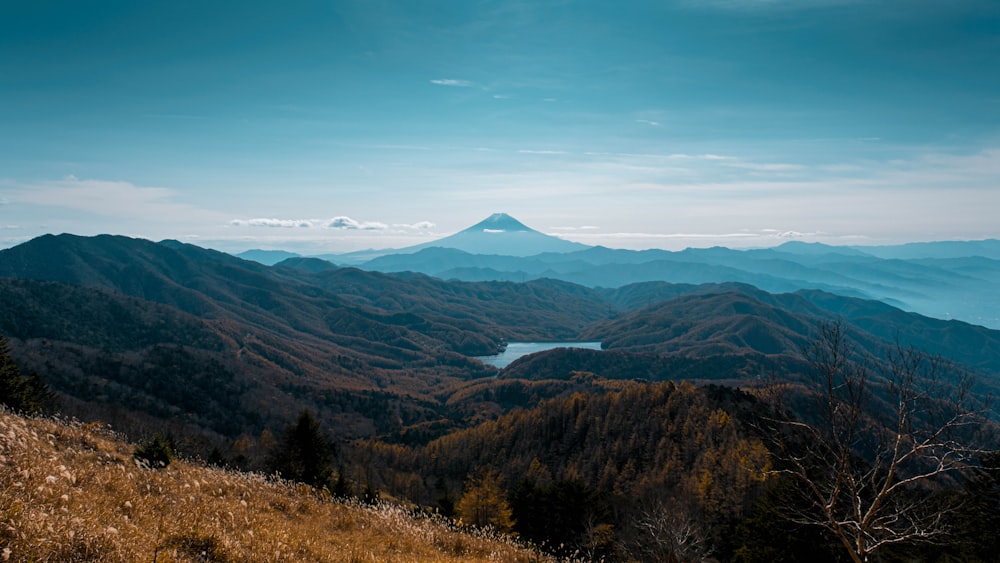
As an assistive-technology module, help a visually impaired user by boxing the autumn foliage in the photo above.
[0,409,553,562]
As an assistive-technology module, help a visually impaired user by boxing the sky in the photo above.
[1,0,999,254]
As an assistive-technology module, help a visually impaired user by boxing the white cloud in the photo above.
[667,153,733,161]
[430,78,476,87]
[635,119,661,126]
[517,149,568,155]
[230,218,316,228]
[396,221,435,230]
[356,143,432,151]
[229,216,435,233]
[722,161,805,172]
[327,216,388,230]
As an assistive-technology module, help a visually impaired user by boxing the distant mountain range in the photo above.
[236,213,588,265]
[2,231,999,444]
[0,233,611,439]
[4,227,996,562]
[237,213,1000,329]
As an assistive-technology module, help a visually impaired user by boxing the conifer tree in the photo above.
[0,335,54,415]
[266,409,333,488]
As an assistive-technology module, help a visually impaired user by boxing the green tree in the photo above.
[266,409,333,488]
[331,465,353,499]
[0,335,55,415]
[133,433,177,469]
[456,468,514,532]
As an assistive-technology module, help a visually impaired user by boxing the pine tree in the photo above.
[331,466,353,499]
[0,335,54,415]
[266,409,333,488]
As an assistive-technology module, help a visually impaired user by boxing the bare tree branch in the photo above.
[760,321,993,563]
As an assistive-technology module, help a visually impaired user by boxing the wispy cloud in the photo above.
[517,149,568,155]
[635,119,661,127]
[430,78,476,88]
[722,161,805,172]
[230,218,317,228]
[228,216,436,233]
[666,153,734,161]
[395,221,435,230]
[327,216,389,230]
[350,143,432,151]
[7,176,220,222]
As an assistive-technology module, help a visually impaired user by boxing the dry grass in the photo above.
[0,409,552,562]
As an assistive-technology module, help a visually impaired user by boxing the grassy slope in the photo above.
[0,409,549,563]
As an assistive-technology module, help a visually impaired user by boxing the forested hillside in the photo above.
[343,381,772,559]
[1,234,998,561]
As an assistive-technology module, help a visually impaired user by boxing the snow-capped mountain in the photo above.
[400,213,590,256]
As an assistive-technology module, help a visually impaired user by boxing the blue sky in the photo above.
[2,0,999,253]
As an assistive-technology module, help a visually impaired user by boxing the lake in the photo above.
[475,341,603,369]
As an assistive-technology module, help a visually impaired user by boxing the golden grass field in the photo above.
[0,409,552,562]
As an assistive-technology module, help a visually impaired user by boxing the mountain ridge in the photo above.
[2,231,998,444]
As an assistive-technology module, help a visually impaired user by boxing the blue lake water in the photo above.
[475,341,603,369]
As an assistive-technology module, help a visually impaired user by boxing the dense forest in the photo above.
[1,234,998,561]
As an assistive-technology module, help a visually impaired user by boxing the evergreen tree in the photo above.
[331,466,353,499]
[266,409,333,488]
[133,433,177,469]
[0,335,54,415]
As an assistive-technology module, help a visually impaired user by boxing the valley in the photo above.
[1,222,998,562]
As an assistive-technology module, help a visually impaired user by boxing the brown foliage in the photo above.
[0,409,551,562]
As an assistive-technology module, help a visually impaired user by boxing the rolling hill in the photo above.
[0,234,613,442]
[1,231,998,456]
[2,231,998,561]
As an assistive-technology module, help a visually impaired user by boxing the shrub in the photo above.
[134,433,176,468]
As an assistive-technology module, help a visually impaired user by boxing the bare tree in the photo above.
[632,499,712,563]
[765,321,992,563]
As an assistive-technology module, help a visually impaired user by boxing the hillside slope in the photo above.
[0,234,614,442]
[0,409,548,562]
